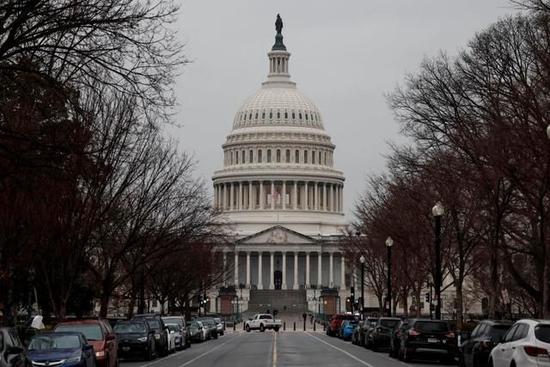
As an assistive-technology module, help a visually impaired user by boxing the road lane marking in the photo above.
[138,348,187,367]
[177,336,237,367]
[272,331,277,367]
[306,332,375,367]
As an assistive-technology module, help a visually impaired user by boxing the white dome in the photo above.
[232,86,324,131]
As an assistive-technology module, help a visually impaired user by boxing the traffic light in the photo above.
[350,286,355,297]
[425,292,431,303]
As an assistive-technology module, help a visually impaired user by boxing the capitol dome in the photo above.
[212,17,345,236]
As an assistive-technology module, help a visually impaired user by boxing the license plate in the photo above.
[122,346,130,352]
[428,338,439,343]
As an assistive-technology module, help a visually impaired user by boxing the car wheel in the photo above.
[260,324,265,332]
[246,325,251,332]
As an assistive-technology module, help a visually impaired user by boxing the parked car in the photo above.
[27,332,96,367]
[0,327,27,367]
[352,321,364,345]
[162,317,190,349]
[114,321,156,360]
[396,319,457,363]
[197,318,218,339]
[54,319,118,367]
[361,317,381,347]
[212,318,224,336]
[244,314,281,332]
[326,314,356,337]
[459,320,512,367]
[165,324,181,353]
[340,320,358,341]
[131,314,168,357]
[489,319,550,367]
[389,320,409,358]
[187,321,207,343]
[365,317,401,351]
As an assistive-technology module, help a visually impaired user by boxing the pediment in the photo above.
[238,225,316,245]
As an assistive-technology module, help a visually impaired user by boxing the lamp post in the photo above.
[432,201,445,320]
[385,237,394,317]
[359,255,365,314]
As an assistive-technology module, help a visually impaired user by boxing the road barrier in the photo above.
[233,322,236,331]
[313,322,316,331]
[303,320,306,331]
[293,322,296,331]
[283,322,286,331]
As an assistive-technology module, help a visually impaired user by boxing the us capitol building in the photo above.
[207,15,352,317]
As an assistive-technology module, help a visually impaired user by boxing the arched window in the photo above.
[258,149,263,163]
[270,111,273,119]
[249,113,252,120]
[276,149,281,163]
[242,150,245,164]
[305,113,308,120]
[318,151,322,164]
[299,112,302,120]
[312,150,316,164]
[230,151,234,165]
[324,151,327,165]
[284,112,288,119]
[255,112,258,119]
[249,150,253,163]
[262,112,265,119]
[267,149,272,163]
[235,151,239,164]
[292,112,295,119]
[286,149,290,163]
[277,111,281,119]
[304,150,308,164]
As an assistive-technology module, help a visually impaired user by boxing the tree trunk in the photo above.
[456,283,463,330]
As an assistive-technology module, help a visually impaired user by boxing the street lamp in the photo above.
[432,201,445,320]
[385,237,394,317]
[359,255,365,314]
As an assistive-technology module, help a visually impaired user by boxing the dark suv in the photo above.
[397,319,457,363]
[365,317,401,350]
[114,321,156,360]
[459,320,512,367]
[131,314,169,357]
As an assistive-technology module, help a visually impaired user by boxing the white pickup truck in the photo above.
[245,314,282,332]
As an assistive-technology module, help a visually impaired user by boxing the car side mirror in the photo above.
[83,344,93,351]
[6,346,24,355]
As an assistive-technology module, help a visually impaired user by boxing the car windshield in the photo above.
[415,321,449,332]
[535,325,550,343]
[55,324,102,341]
[380,320,400,329]
[163,318,182,326]
[146,320,161,330]
[29,335,81,350]
[114,323,146,333]
[166,324,179,332]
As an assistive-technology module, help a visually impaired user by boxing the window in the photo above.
[503,324,519,343]
[305,113,308,120]
[286,149,290,163]
[299,113,302,120]
[242,150,245,164]
[535,325,550,343]
[324,152,327,165]
[267,149,272,163]
[249,113,252,120]
[258,150,263,163]
[255,112,258,119]
[277,111,280,119]
[262,112,265,119]
[514,324,529,340]
[249,150,253,163]
[312,150,316,164]
[243,113,246,121]
[284,112,288,119]
[304,150,308,163]
[292,112,295,119]
[270,111,273,119]
[470,324,482,338]
[235,151,239,164]
[295,150,300,163]
[319,151,322,164]
[276,149,281,162]
[230,151,234,165]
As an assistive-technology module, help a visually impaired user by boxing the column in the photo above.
[258,252,263,290]
[340,254,346,290]
[246,251,251,288]
[234,251,239,287]
[329,184,333,212]
[239,182,243,210]
[282,181,286,210]
[269,252,275,289]
[293,251,299,290]
[260,181,264,209]
[223,252,227,286]
[248,181,253,210]
[271,181,275,210]
[323,183,327,211]
[329,252,334,288]
[293,181,298,209]
[230,182,234,210]
[304,182,309,210]
[282,252,287,290]
[317,252,322,287]
[306,252,310,288]
[315,182,319,210]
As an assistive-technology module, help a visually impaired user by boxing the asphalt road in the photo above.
[120,331,451,367]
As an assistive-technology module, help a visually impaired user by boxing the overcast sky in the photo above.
[168,0,516,219]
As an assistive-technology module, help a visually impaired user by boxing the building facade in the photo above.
[209,17,351,317]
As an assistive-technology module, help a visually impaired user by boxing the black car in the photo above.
[0,328,27,367]
[389,320,409,358]
[196,318,218,340]
[459,320,512,367]
[131,314,169,357]
[397,319,457,363]
[114,321,156,361]
[365,317,401,351]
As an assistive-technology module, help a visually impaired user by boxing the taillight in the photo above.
[408,329,420,336]
[524,346,549,357]
[445,331,455,338]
